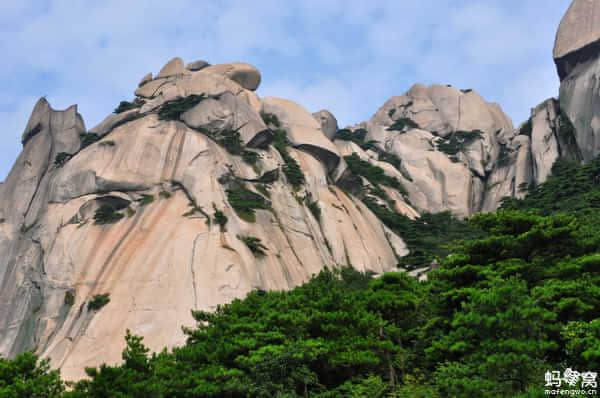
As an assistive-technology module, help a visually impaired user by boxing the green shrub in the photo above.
[387,117,419,131]
[344,153,407,196]
[0,352,65,396]
[216,128,244,155]
[242,150,259,165]
[377,151,401,170]
[99,140,116,147]
[182,202,209,219]
[88,293,110,311]
[64,291,75,306]
[335,128,366,142]
[557,111,579,153]
[213,205,228,231]
[94,205,124,225]
[334,128,378,151]
[210,127,260,166]
[519,118,533,137]
[260,111,281,128]
[306,199,321,221]
[497,142,511,168]
[226,183,270,223]
[272,129,305,189]
[158,94,207,121]
[138,194,154,206]
[80,132,101,149]
[435,130,483,158]
[54,152,72,168]
[363,198,483,268]
[255,183,271,198]
[114,98,145,114]
[253,168,279,184]
[159,191,172,199]
[238,235,268,256]
[20,223,36,234]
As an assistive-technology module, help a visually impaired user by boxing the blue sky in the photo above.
[0,0,571,180]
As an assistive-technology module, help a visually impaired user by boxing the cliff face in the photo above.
[0,59,408,380]
[554,0,600,162]
[0,0,598,379]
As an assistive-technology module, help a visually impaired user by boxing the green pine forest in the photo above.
[3,158,600,397]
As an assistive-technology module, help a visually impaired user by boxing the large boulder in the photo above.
[156,57,185,78]
[554,0,600,80]
[312,109,338,140]
[262,97,341,172]
[89,109,140,137]
[358,85,518,216]
[554,0,600,161]
[138,73,152,87]
[202,63,261,91]
[559,59,600,161]
[180,92,271,147]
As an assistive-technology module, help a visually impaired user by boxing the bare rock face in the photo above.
[529,98,582,183]
[0,58,406,381]
[138,73,152,87]
[313,109,338,140]
[89,109,140,137]
[554,0,600,81]
[554,0,600,161]
[0,98,85,360]
[558,59,600,161]
[156,57,185,78]
[262,97,341,172]
[358,84,515,217]
[202,63,261,91]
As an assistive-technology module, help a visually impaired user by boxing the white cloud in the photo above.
[0,0,572,179]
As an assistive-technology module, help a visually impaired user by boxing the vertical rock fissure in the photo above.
[189,233,202,310]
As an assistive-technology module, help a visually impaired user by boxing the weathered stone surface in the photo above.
[138,73,152,87]
[185,60,210,71]
[171,93,270,147]
[89,109,140,137]
[134,78,170,99]
[1,95,406,381]
[157,57,185,78]
[262,97,341,172]
[136,70,254,112]
[22,97,51,144]
[530,99,561,183]
[181,98,233,133]
[202,63,261,91]
[559,56,600,161]
[554,0,600,80]
[313,109,338,140]
[0,98,86,364]
[481,134,533,212]
[551,1,600,161]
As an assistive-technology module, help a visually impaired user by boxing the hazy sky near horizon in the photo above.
[0,0,571,180]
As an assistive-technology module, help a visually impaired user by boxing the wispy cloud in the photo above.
[0,0,570,179]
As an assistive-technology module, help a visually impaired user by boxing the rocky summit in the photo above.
[1,1,599,382]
